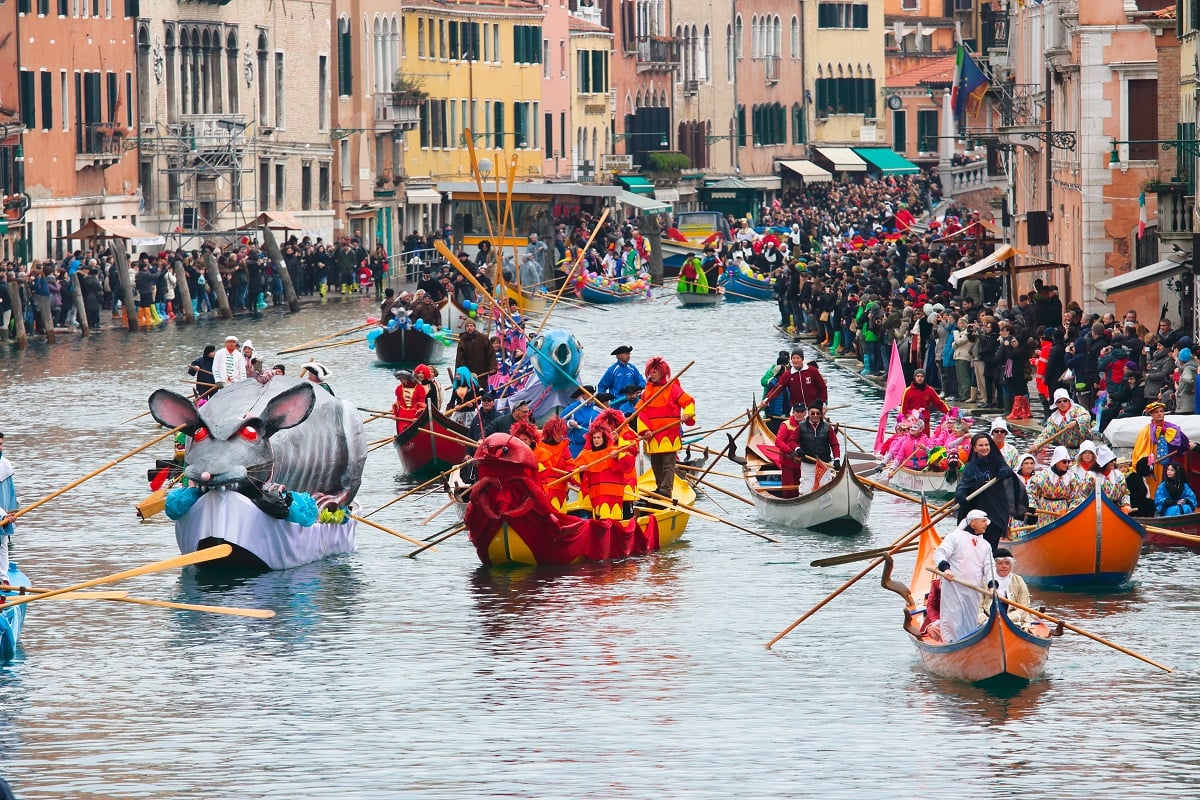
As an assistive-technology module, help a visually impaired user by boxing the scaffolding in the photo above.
[129,114,260,247]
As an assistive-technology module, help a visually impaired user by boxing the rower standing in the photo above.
[636,357,696,500]
[597,345,646,398]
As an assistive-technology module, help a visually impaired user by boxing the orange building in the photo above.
[11,0,141,262]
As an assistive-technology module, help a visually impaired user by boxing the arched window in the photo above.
[337,16,353,96]
[726,24,734,82]
[790,16,799,59]
[772,16,781,59]
[137,26,151,123]
[734,15,743,60]
[702,25,711,82]
[258,31,270,123]
[226,31,239,113]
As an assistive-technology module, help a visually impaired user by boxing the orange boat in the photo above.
[882,506,1055,686]
[1007,491,1145,589]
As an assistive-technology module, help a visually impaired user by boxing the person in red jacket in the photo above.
[900,368,949,437]
[774,403,841,497]
[392,369,428,435]
[775,347,828,411]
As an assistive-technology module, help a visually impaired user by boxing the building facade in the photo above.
[570,10,614,182]
[14,0,141,261]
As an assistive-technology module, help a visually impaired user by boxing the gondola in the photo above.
[1138,511,1200,548]
[742,414,873,534]
[719,267,774,301]
[463,433,694,567]
[881,506,1054,686]
[677,289,723,307]
[393,404,476,475]
[888,466,958,500]
[1007,491,1146,588]
[0,563,32,661]
[577,282,646,305]
[373,327,447,367]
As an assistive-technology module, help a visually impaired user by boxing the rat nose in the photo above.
[200,471,212,482]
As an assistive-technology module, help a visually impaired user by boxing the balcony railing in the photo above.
[636,36,680,72]
[995,83,1042,128]
[76,123,125,169]
[1156,185,1194,241]
[945,159,989,195]
[374,93,421,131]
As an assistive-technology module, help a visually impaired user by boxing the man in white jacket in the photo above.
[211,335,247,387]
[932,509,995,643]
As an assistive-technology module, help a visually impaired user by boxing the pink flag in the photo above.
[874,342,907,452]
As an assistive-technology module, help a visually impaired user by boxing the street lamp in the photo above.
[613,131,669,148]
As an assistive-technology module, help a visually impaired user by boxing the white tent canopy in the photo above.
[949,244,1019,287]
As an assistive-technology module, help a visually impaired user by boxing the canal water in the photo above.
[1,295,1199,799]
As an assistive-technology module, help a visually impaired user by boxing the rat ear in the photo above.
[261,382,316,436]
[148,390,201,431]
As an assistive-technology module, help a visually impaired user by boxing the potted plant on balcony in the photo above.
[643,151,690,183]
[391,72,428,107]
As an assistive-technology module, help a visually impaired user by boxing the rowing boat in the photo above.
[463,433,693,567]
[1138,510,1200,548]
[1007,491,1146,588]
[373,327,447,367]
[578,282,646,305]
[0,563,32,661]
[719,268,773,301]
[677,290,723,307]
[882,506,1053,686]
[393,404,475,475]
[742,414,873,534]
[888,466,958,500]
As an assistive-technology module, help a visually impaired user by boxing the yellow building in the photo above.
[399,0,546,185]
[802,0,886,147]
[569,11,613,182]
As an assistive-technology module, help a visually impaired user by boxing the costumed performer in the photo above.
[931,509,994,644]
[637,356,696,499]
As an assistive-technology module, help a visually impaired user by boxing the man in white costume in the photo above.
[932,509,995,643]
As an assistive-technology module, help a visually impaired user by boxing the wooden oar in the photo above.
[637,489,778,542]
[364,466,459,518]
[28,590,131,600]
[688,389,783,487]
[368,438,394,454]
[121,409,154,425]
[532,207,611,339]
[407,524,466,558]
[421,497,458,525]
[1032,418,1082,453]
[361,409,477,449]
[835,425,871,454]
[2,584,274,617]
[723,288,770,302]
[677,463,743,481]
[1142,523,1200,547]
[276,320,378,355]
[767,478,997,647]
[682,473,754,507]
[9,425,185,522]
[925,568,1172,673]
[284,336,368,355]
[852,472,923,505]
[350,514,434,549]
[0,544,234,610]
[811,542,919,568]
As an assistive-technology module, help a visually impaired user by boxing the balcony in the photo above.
[1154,183,1194,245]
[76,123,125,170]
[374,93,421,132]
[764,56,780,85]
[944,159,989,195]
[636,36,680,73]
[683,80,699,97]
[980,7,1009,67]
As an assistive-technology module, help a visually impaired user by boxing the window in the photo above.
[493,25,500,63]
[301,162,313,210]
[428,18,435,59]
[736,104,745,147]
[513,26,543,64]
[227,33,239,113]
[140,160,154,205]
[752,103,786,146]
[438,19,445,59]
[814,77,877,117]
[37,0,47,15]
[514,101,529,148]
[61,71,69,131]
[817,3,869,30]
[792,103,805,144]
[19,71,34,129]
[917,109,937,151]
[482,22,489,61]
[483,100,492,147]
[1128,79,1158,160]
[40,72,52,130]
[578,50,591,92]
[339,140,351,187]
[57,0,67,15]
[419,100,430,147]
[124,72,132,127]
[418,18,426,58]
[260,159,271,210]
[449,19,460,59]
[17,0,30,14]
[544,112,553,158]
[258,36,270,122]
[901,0,918,8]
[543,39,550,77]
[493,101,505,148]
[893,109,907,152]
[338,17,353,96]
[274,53,285,128]
[734,16,743,59]
[275,163,285,208]
[319,162,331,209]
[560,110,566,160]
[318,55,328,130]
[790,17,799,58]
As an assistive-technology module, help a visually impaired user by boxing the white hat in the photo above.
[1052,388,1071,403]
[1019,452,1037,468]
[1097,445,1118,467]
[1078,439,1097,456]
[1051,445,1071,465]
[966,509,990,522]
[301,362,328,380]
[225,334,239,343]
[990,417,1010,433]
[241,339,254,351]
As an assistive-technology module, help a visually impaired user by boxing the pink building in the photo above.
[542,0,572,178]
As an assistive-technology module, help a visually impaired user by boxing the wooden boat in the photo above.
[1007,491,1146,589]
[882,507,1054,686]
[742,414,873,534]
[393,404,476,475]
[677,289,723,307]
[577,282,645,305]
[373,327,447,367]
[0,563,32,661]
[464,433,694,567]
[1138,511,1200,548]
[889,466,958,500]
[719,268,773,301]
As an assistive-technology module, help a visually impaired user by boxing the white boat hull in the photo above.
[749,463,873,534]
[889,467,957,499]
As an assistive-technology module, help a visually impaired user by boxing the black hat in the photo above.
[611,345,633,356]
[994,548,1014,559]
[595,392,616,403]
[394,369,415,381]
[621,384,641,395]
[570,384,597,399]
[791,403,807,413]
[480,392,495,401]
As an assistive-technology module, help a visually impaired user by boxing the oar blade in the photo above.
[110,597,276,618]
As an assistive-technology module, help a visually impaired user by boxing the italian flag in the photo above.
[1138,191,1147,239]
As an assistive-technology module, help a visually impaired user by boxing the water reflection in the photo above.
[908,668,1054,722]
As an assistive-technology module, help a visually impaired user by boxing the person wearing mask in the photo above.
[1026,445,1087,527]
[953,432,1027,552]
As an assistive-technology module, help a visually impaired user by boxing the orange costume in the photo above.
[575,427,634,520]
[636,357,696,498]
[535,439,577,511]
[393,380,428,435]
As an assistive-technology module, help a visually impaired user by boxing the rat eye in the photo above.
[192,427,209,442]
[239,426,259,441]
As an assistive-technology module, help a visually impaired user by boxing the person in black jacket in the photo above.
[954,432,1028,553]
[79,265,104,329]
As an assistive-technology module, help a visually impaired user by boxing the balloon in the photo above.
[469,310,477,318]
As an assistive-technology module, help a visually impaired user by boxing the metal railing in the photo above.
[77,123,126,156]
[636,36,680,71]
